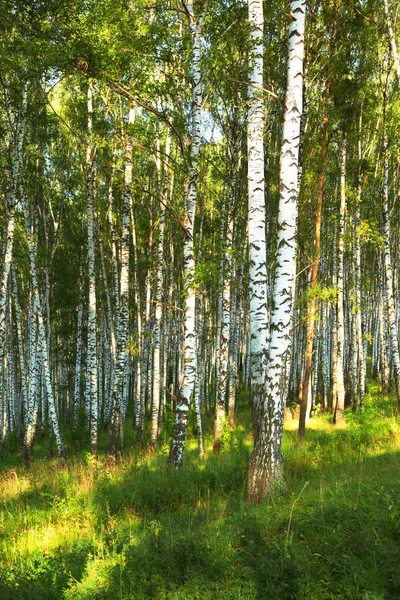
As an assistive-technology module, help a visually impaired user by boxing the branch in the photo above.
[105,78,187,157]
[229,79,280,100]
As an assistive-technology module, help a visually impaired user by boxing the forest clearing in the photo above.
[2,0,400,597]
[1,386,400,599]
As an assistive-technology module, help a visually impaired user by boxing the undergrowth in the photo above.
[1,384,400,599]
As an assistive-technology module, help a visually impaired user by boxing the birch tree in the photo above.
[108,107,134,458]
[382,129,400,409]
[169,0,207,468]
[247,0,269,441]
[333,139,346,424]
[0,85,27,412]
[86,80,98,456]
[248,0,306,501]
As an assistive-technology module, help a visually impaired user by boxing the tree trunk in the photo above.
[247,0,269,444]
[248,0,306,501]
[108,108,134,457]
[333,140,346,424]
[86,80,98,456]
[169,0,207,468]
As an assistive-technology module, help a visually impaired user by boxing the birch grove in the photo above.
[0,0,399,504]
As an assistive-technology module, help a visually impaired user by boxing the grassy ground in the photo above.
[1,384,400,599]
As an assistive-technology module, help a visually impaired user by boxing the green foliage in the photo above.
[356,220,385,249]
[297,283,337,311]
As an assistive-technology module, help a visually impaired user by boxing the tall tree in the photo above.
[246,0,269,448]
[169,0,207,468]
[248,0,306,501]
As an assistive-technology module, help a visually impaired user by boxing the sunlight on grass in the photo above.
[6,518,93,565]
[1,386,400,599]
[0,471,31,501]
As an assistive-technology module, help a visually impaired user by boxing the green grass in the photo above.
[1,384,400,599]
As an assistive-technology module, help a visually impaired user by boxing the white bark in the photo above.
[22,189,66,460]
[86,80,98,455]
[108,107,134,456]
[214,196,234,450]
[151,132,170,447]
[355,127,365,412]
[73,278,84,427]
[169,0,207,468]
[0,85,27,400]
[334,141,346,423]
[248,0,306,501]
[247,0,269,434]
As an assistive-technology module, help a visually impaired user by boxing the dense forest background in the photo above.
[1,0,400,597]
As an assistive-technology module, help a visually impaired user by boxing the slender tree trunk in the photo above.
[333,140,346,424]
[247,0,269,445]
[214,176,235,451]
[298,4,336,438]
[151,132,171,447]
[86,80,98,456]
[22,190,66,460]
[169,0,207,468]
[382,131,400,409]
[12,268,28,441]
[73,276,84,428]
[0,86,27,415]
[108,108,134,458]
[355,119,365,412]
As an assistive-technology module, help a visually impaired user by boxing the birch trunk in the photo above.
[73,275,84,427]
[0,86,27,404]
[22,190,66,460]
[383,0,400,83]
[12,269,28,441]
[247,0,269,441]
[382,133,400,409]
[248,0,306,501]
[355,154,365,413]
[298,5,336,438]
[333,141,346,424]
[151,132,171,447]
[214,198,234,451]
[86,80,98,455]
[107,108,134,457]
[169,0,207,468]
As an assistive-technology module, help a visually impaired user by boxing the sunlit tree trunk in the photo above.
[333,140,346,424]
[383,0,400,83]
[24,223,40,459]
[131,200,144,441]
[355,140,365,412]
[7,287,17,435]
[247,0,269,443]
[248,0,306,501]
[86,80,98,455]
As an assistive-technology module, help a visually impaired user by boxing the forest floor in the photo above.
[1,384,400,599]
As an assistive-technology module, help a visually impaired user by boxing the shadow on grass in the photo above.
[2,408,400,599]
